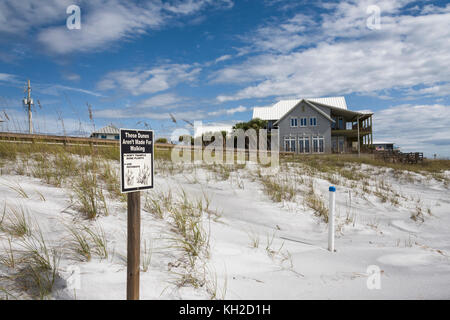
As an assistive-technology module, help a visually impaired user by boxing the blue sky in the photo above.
[0,0,449,157]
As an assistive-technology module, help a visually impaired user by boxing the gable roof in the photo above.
[92,124,119,135]
[252,96,347,121]
[273,99,335,126]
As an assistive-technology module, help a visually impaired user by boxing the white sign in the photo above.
[120,129,154,193]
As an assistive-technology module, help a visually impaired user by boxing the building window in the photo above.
[310,117,317,126]
[101,135,107,139]
[312,135,324,153]
[298,136,310,153]
[284,137,296,152]
[300,117,307,127]
[115,135,119,140]
[290,118,298,127]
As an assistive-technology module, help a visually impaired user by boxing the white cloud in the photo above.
[97,64,200,96]
[0,73,17,82]
[40,84,103,97]
[95,107,205,121]
[0,0,234,55]
[215,54,232,63]
[208,105,247,116]
[0,0,72,34]
[239,13,317,54]
[373,104,450,157]
[214,1,450,102]
[405,83,450,98]
[137,93,184,108]
[38,1,165,54]
[63,73,81,82]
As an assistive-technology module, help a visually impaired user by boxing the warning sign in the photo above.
[120,129,154,193]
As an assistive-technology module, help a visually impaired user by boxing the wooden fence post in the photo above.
[127,191,141,300]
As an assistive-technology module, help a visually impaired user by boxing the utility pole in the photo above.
[24,80,33,134]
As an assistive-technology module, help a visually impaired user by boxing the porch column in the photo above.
[370,116,373,147]
[357,115,360,157]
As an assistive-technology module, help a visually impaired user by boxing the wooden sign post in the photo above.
[120,129,154,300]
[127,191,140,299]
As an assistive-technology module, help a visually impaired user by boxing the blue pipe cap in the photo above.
[329,186,336,192]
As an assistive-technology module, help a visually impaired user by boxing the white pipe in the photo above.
[328,186,336,252]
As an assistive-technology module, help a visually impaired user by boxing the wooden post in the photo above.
[370,116,373,147]
[357,115,360,157]
[127,191,141,300]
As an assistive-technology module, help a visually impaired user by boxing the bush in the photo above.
[156,138,168,144]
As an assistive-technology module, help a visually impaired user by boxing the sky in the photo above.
[0,0,449,157]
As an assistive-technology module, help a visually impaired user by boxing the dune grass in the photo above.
[283,153,450,175]
[0,204,33,238]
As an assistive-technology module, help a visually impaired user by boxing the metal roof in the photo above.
[92,124,119,135]
[252,96,348,120]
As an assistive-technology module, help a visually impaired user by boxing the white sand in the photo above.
[0,161,449,299]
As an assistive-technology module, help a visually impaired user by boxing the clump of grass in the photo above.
[15,158,29,176]
[338,168,367,181]
[247,230,260,248]
[205,266,228,300]
[0,201,6,227]
[15,227,62,299]
[141,239,152,272]
[84,224,108,259]
[203,164,232,181]
[0,236,17,268]
[411,206,424,222]
[35,190,46,202]
[31,155,56,185]
[258,173,296,202]
[71,170,108,220]
[100,161,125,201]
[304,181,328,223]
[144,191,173,219]
[265,232,285,259]
[164,189,210,290]
[169,205,207,266]
[1,204,33,238]
[0,142,18,161]
[5,182,29,198]
[389,194,400,206]
[66,225,92,262]
[30,151,76,187]
[0,287,17,300]
[66,223,108,261]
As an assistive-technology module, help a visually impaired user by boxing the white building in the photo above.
[90,124,120,140]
